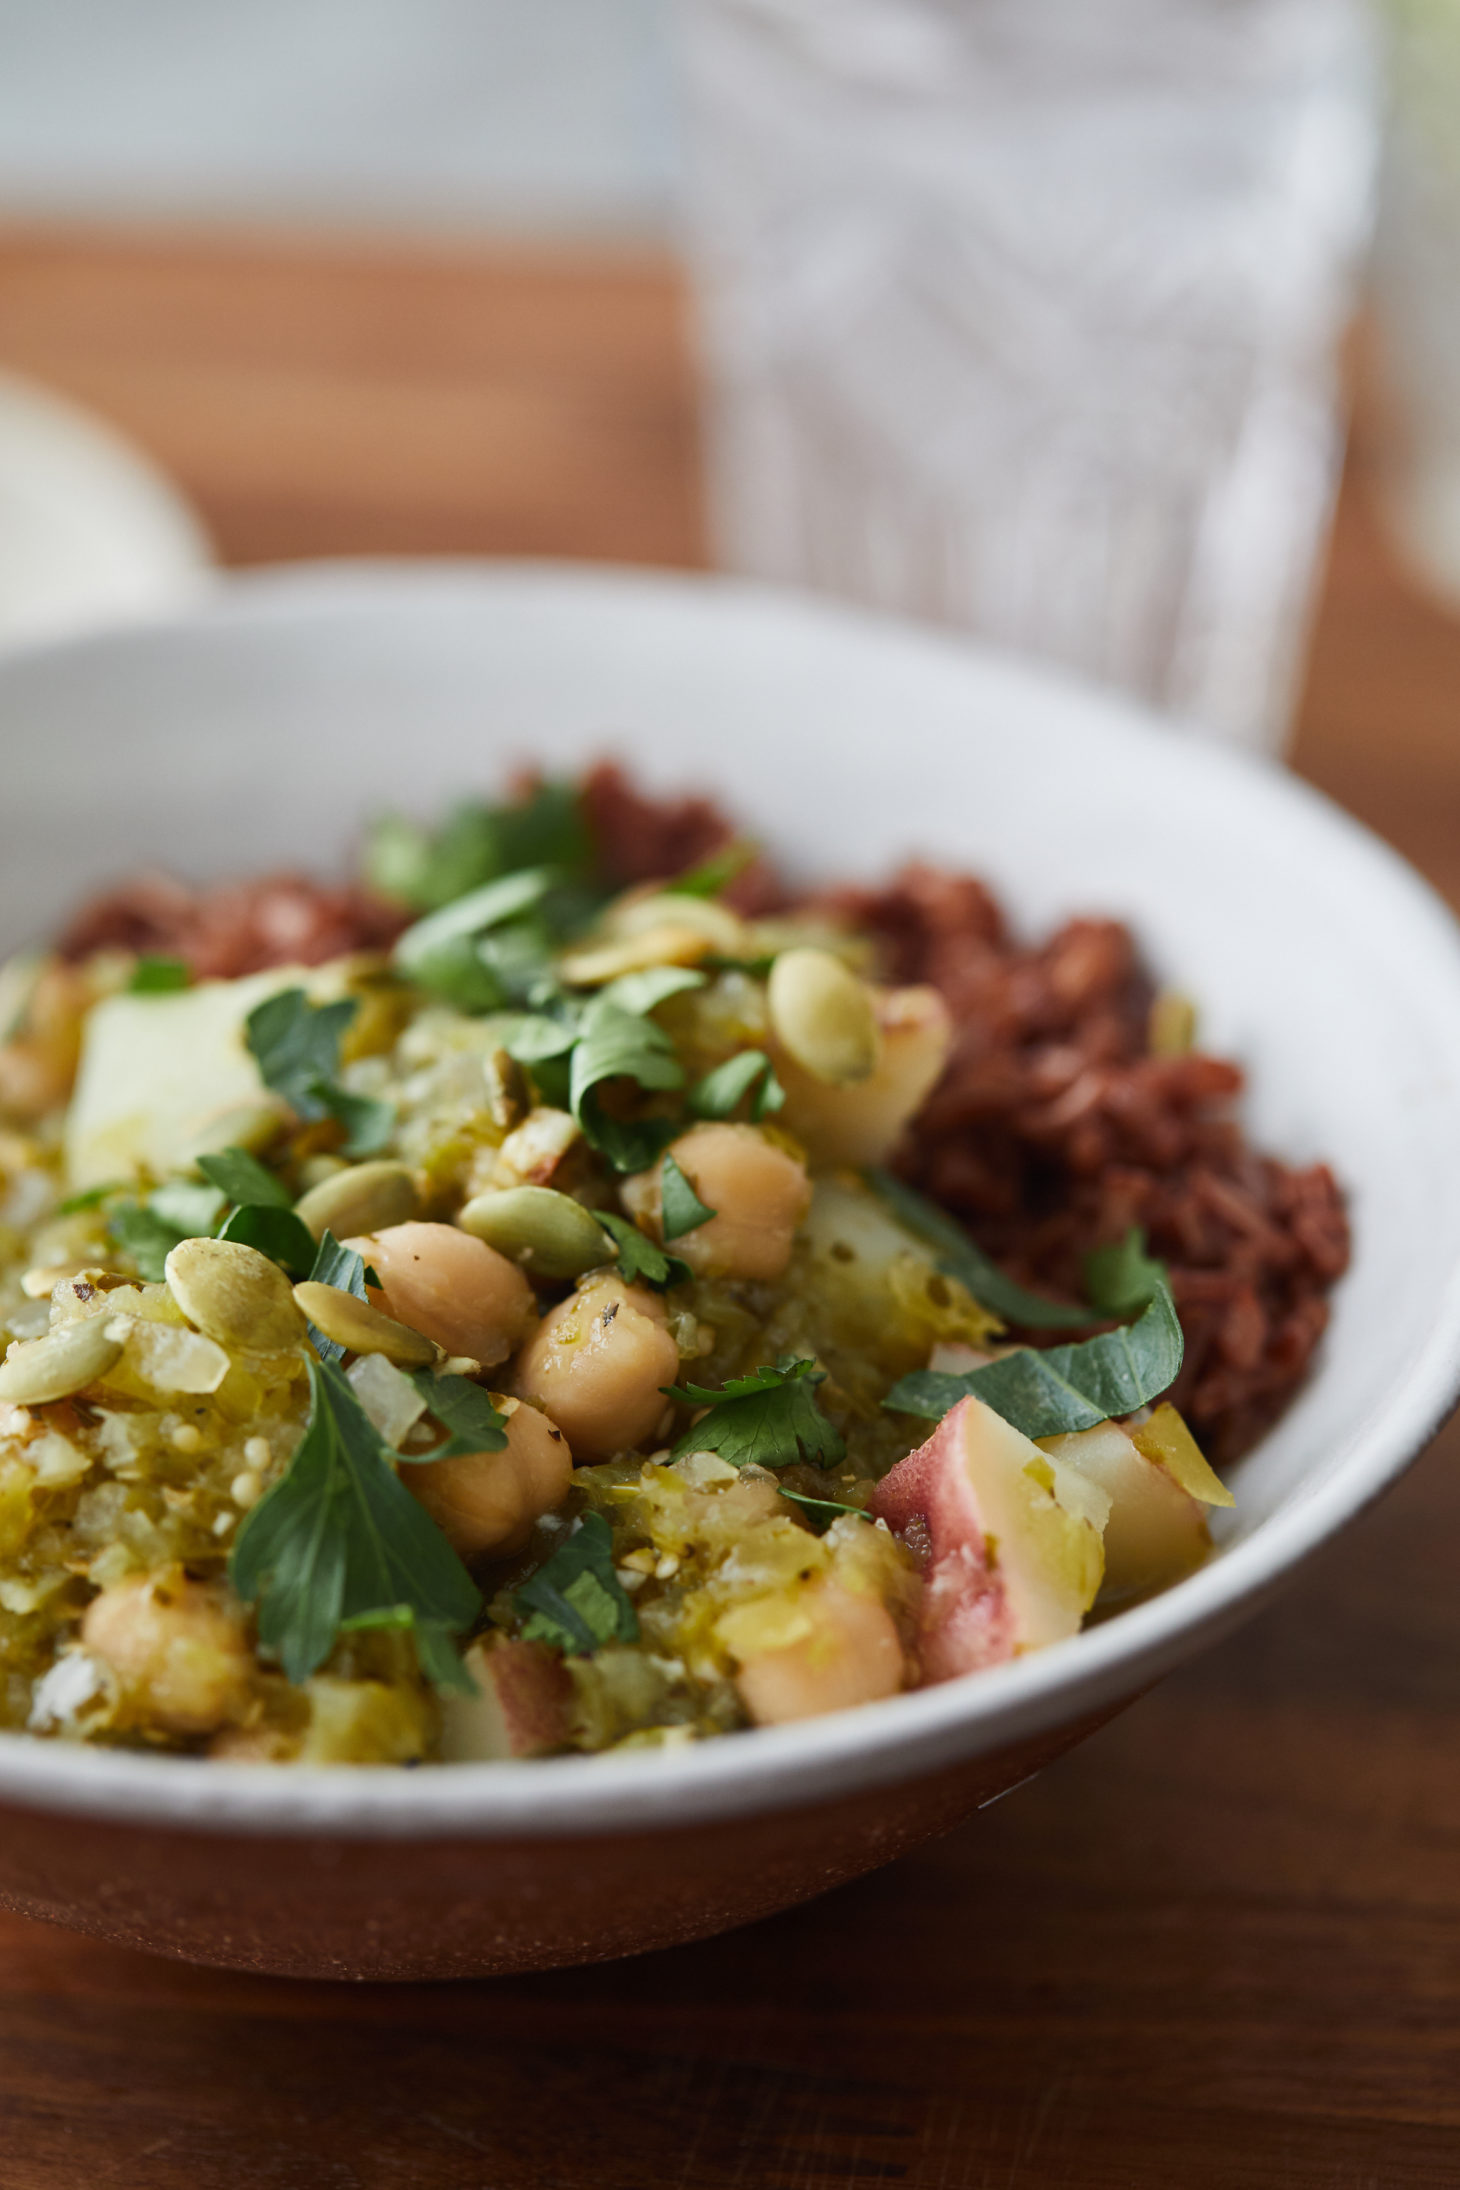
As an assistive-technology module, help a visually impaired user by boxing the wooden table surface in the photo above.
[1,228,1458,2190]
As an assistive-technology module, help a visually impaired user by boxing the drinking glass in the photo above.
[680,0,1375,750]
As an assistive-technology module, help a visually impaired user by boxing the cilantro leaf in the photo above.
[146,1179,227,1237]
[660,1151,715,1241]
[245,987,395,1158]
[688,1049,785,1122]
[230,1358,482,1688]
[594,1211,692,1290]
[665,1357,846,1470]
[247,987,356,1108]
[515,1511,638,1656]
[671,840,758,898]
[503,1008,581,1066]
[107,1199,189,1281]
[884,1278,1184,1439]
[866,1169,1093,1331]
[218,1203,318,1280]
[127,955,191,994]
[303,1230,370,1363]
[400,1371,510,1461]
[197,1146,292,1210]
[56,1180,123,1217]
[595,966,707,1015]
[107,1180,226,1277]
[366,782,592,913]
[392,868,555,1010]
[1084,1227,1168,1319]
[569,997,684,1172]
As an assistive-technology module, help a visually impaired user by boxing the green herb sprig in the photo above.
[593,1211,691,1290]
[515,1511,639,1656]
[884,1278,1183,1441]
[689,1049,785,1123]
[664,1357,846,1471]
[229,1358,481,1690]
[245,988,393,1157]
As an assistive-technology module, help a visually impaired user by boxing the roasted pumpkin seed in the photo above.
[0,1315,124,1405]
[291,1281,439,1366]
[165,1237,306,1353]
[767,947,881,1086]
[457,1186,615,1280]
[294,1160,420,1243]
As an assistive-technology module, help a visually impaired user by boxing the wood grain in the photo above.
[1,227,1458,2188]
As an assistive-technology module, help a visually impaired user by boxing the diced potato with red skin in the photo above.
[82,1568,253,1736]
[623,1122,810,1282]
[437,1638,574,1760]
[1043,1420,1211,1604]
[869,1395,1107,1682]
[511,1274,680,1462]
[733,1580,905,1726]
[771,985,951,1167]
[345,1221,534,1368]
[404,1394,573,1560]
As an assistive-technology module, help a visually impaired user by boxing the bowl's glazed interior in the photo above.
[2,562,1460,1980]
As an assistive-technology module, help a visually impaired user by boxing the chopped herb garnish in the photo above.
[777,1487,872,1532]
[196,1146,292,1211]
[401,1371,509,1461]
[217,1203,318,1280]
[366,782,592,914]
[594,1210,691,1290]
[866,1169,1092,1331]
[148,1179,227,1237]
[245,988,394,1157]
[107,1179,226,1278]
[660,1151,715,1241]
[56,1180,122,1217]
[595,965,706,1015]
[127,955,191,994]
[569,997,684,1173]
[688,1049,785,1123]
[884,1278,1184,1441]
[392,868,556,1012]
[1084,1227,1168,1319]
[335,1603,474,1692]
[230,1358,481,1690]
[671,840,758,899]
[515,1511,638,1656]
[665,1357,846,1470]
[107,1199,189,1281]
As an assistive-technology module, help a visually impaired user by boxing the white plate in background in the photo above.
[0,370,213,648]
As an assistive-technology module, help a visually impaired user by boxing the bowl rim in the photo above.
[3,555,1460,1841]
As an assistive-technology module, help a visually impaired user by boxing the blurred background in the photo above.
[0,0,1454,785]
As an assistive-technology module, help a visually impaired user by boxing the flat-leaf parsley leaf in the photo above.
[664,1357,846,1470]
[884,1278,1184,1441]
[245,988,394,1157]
[230,1358,481,1688]
[660,1151,715,1241]
[515,1511,638,1656]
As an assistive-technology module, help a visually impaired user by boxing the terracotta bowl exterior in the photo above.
[3,564,1460,1980]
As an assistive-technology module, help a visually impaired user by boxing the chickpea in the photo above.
[623,1122,811,1282]
[82,1568,253,1737]
[405,1394,573,1560]
[511,1274,679,1462]
[734,1581,905,1727]
[345,1222,535,1368]
[772,985,951,1167]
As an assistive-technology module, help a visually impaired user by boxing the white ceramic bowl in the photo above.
[2,562,1459,1980]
